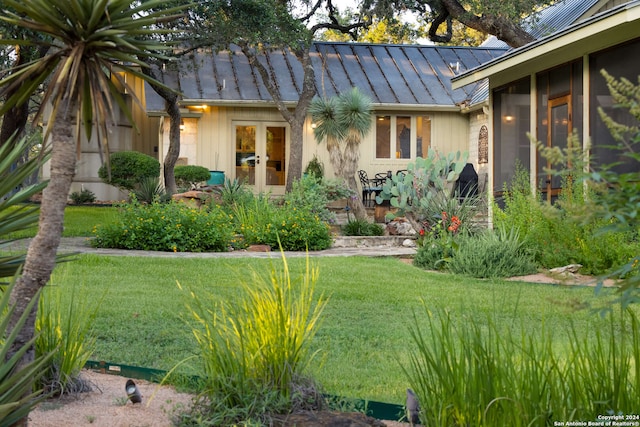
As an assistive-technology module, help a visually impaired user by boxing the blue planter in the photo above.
[207,170,225,185]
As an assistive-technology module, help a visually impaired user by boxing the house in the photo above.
[452,0,640,205]
[141,42,506,198]
[61,0,636,205]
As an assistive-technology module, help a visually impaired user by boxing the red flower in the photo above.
[448,216,461,232]
[419,229,425,236]
[441,211,448,221]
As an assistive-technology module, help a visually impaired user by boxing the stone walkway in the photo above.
[6,237,417,259]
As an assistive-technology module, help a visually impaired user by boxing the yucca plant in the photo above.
[1,273,54,425]
[0,136,49,279]
[309,87,373,220]
[179,253,327,424]
[35,282,99,396]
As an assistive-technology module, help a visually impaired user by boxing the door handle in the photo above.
[256,155,260,165]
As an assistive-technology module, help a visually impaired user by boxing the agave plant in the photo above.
[0,273,54,425]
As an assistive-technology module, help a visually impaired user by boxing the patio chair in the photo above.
[358,170,382,207]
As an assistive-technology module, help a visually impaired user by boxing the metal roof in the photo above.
[454,0,640,89]
[482,0,602,48]
[145,42,507,112]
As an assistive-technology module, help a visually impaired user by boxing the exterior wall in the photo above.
[42,95,134,202]
[157,106,471,190]
[467,110,490,191]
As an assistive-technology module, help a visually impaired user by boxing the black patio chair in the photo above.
[358,170,382,207]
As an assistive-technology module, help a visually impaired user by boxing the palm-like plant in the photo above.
[309,87,373,220]
[0,136,48,278]
[0,1,185,421]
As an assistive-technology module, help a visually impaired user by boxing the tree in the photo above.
[309,87,373,220]
[0,1,183,423]
[366,0,555,47]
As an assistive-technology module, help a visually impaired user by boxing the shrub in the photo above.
[174,165,210,189]
[342,219,384,236]
[98,151,160,191]
[69,188,96,204]
[447,226,538,278]
[493,162,638,275]
[233,188,333,251]
[92,199,234,252]
[267,204,332,251]
[283,175,353,224]
[178,254,327,425]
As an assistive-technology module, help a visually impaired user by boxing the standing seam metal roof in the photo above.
[144,42,507,112]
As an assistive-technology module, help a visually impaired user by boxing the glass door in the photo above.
[542,95,571,203]
[234,123,287,192]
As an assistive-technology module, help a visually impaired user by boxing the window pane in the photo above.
[397,116,411,159]
[376,115,391,158]
[417,116,431,157]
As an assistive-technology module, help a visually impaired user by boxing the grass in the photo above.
[3,205,633,409]
[4,205,118,239]
[44,253,622,405]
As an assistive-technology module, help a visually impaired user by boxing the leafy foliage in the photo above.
[174,165,211,190]
[178,254,326,425]
[92,200,235,252]
[35,283,99,396]
[0,136,48,278]
[98,151,160,192]
[0,276,53,425]
[342,219,385,236]
[132,176,168,204]
[69,188,96,205]
[234,194,333,251]
[447,226,538,278]
[0,0,183,147]
[376,149,473,230]
[493,159,637,276]
[283,175,354,225]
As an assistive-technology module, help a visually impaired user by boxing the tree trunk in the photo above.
[343,138,367,220]
[164,100,181,195]
[141,66,180,195]
[287,118,304,192]
[240,43,316,192]
[6,98,78,426]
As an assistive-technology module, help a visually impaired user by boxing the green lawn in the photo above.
[47,253,620,405]
[5,205,118,239]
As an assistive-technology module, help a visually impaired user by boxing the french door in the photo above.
[234,122,287,193]
[541,95,571,203]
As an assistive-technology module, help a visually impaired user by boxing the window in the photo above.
[375,114,431,159]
